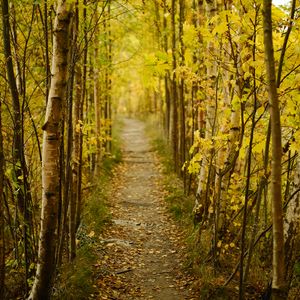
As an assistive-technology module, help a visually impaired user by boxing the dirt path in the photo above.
[96,118,197,300]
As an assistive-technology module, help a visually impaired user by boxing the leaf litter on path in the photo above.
[94,118,198,300]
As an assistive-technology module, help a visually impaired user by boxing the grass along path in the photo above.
[95,118,197,299]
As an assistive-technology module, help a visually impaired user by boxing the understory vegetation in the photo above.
[54,124,122,299]
[147,115,300,299]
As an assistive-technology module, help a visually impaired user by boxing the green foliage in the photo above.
[83,187,110,234]
[164,175,194,222]
[53,179,110,298]
[53,244,97,300]
[153,137,174,173]
[294,261,300,277]
[110,119,123,164]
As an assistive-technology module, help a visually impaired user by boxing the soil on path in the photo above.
[96,118,197,300]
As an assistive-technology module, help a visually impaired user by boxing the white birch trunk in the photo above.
[29,1,72,299]
[194,0,217,220]
[284,158,300,236]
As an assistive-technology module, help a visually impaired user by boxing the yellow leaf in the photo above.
[75,123,81,133]
[232,204,239,211]
[88,230,95,238]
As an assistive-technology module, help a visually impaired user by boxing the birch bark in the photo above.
[194,0,217,222]
[29,1,72,299]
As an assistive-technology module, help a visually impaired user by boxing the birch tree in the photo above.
[263,0,286,298]
[194,0,218,223]
[29,1,73,299]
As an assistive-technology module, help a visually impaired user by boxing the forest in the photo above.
[0,0,300,299]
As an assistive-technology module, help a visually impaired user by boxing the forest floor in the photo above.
[94,118,198,299]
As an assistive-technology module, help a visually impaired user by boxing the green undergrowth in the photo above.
[54,244,97,299]
[145,117,194,233]
[54,119,123,299]
[54,178,111,299]
[153,137,194,225]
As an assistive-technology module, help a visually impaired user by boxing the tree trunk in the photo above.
[1,0,24,221]
[104,0,112,153]
[68,1,79,262]
[0,98,5,300]
[44,0,50,103]
[179,0,186,181]
[1,0,34,292]
[262,0,286,298]
[171,0,178,172]
[280,0,298,286]
[194,0,217,223]
[93,9,101,175]
[284,157,300,286]
[75,0,87,231]
[29,2,72,299]
[162,0,171,141]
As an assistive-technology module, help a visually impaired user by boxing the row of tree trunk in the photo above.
[140,0,299,298]
[0,0,113,298]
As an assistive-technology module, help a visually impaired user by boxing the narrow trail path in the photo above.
[96,118,197,300]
